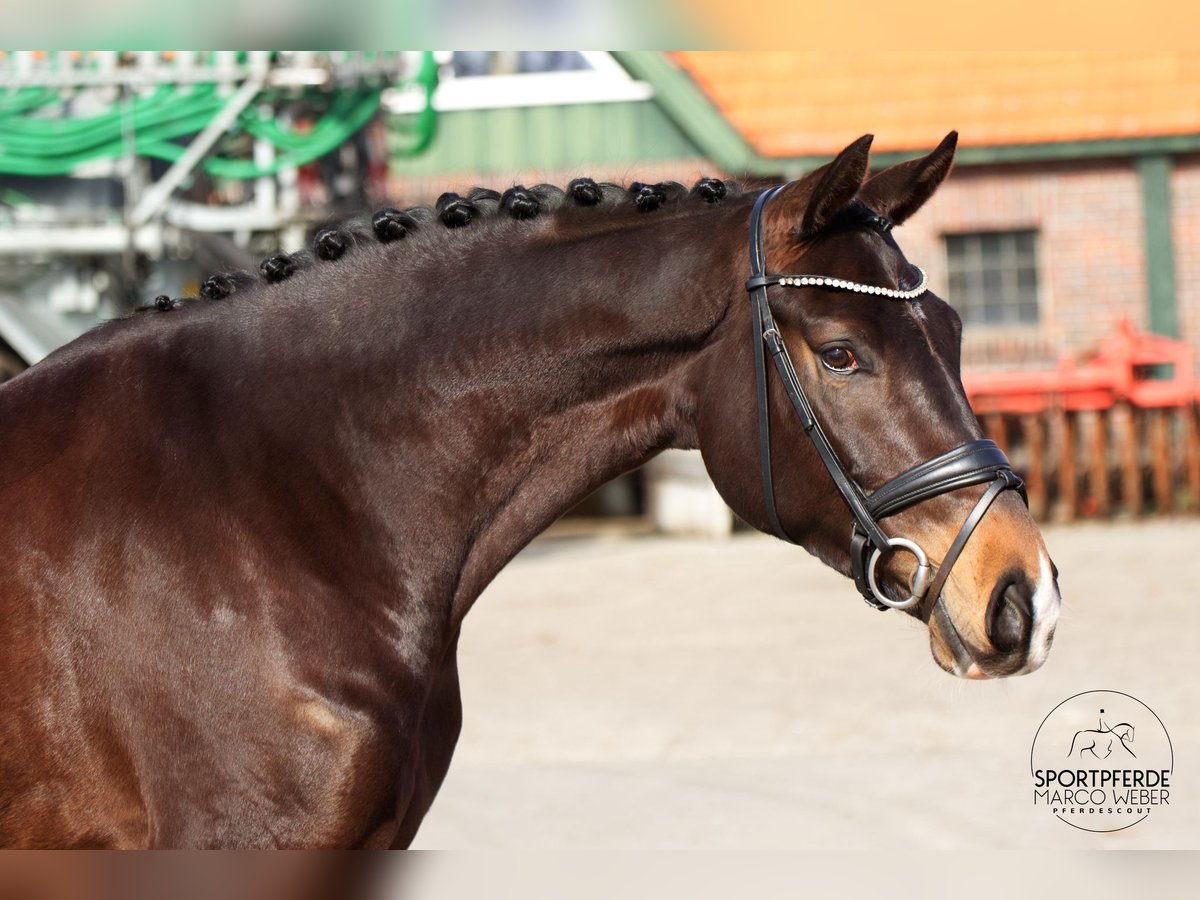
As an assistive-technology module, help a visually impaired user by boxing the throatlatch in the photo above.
[745,185,1027,616]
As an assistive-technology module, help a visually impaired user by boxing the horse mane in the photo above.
[140,176,752,314]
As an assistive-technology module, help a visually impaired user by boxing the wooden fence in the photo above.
[963,322,1199,522]
[977,402,1200,521]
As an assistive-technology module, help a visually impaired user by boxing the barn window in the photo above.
[449,51,591,77]
[944,230,1040,326]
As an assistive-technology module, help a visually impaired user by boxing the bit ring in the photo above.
[867,538,932,610]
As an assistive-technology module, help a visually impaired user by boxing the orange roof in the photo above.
[673,52,1200,157]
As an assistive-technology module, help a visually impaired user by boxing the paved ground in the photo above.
[411,520,1200,849]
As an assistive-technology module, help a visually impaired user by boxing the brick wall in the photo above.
[893,160,1148,373]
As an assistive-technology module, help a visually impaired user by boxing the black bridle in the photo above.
[746,185,1026,618]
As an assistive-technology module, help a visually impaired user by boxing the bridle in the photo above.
[745,185,1027,619]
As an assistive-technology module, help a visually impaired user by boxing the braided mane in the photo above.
[142,177,748,312]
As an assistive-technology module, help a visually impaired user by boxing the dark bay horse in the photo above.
[0,133,1060,847]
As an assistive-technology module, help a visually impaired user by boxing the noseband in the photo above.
[746,185,1027,616]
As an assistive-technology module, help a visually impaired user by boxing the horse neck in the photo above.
[228,206,745,621]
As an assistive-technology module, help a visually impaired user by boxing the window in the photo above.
[944,230,1039,326]
[449,51,590,77]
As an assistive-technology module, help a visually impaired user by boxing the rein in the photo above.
[745,185,1027,618]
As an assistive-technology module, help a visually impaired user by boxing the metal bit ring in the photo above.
[867,538,932,610]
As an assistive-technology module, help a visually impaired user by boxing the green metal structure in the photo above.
[0,51,440,370]
[0,51,437,179]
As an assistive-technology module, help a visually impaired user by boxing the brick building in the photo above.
[379,51,1200,528]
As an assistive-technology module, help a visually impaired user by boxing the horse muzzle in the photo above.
[928,553,1061,679]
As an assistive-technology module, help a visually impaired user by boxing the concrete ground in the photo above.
[411,520,1200,849]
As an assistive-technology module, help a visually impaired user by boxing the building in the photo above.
[382,51,1200,529]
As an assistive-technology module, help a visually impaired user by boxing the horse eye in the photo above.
[820,347,859,373]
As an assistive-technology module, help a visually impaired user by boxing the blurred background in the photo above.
[2,50,1198,850]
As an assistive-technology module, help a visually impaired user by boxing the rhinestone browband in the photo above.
[774,265,928,300]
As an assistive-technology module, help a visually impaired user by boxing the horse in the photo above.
[0,132,1061,848]
[1070,723,1136,759]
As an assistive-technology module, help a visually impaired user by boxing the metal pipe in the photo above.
[126,72,266,227]
[0,226,164,256]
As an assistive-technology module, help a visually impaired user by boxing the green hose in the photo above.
[0,51,438,178]
[0,87,60,117]
[142,90,384,179]
[389,50,439,157]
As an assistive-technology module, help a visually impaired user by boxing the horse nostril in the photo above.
[986,575,1033,654]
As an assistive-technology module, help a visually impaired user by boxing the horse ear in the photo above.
[860,131,957,225]
[768,134,874,239]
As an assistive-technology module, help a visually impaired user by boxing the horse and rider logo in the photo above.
[1031,690,1172,833]
[1068,710,1135,760]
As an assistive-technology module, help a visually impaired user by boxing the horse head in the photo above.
[695,133,1061,679]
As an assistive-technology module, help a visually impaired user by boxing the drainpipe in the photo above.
[1137,154,1178,338]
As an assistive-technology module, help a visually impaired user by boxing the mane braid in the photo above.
[260,254,299,283]
[435,192,477,228]
[567,177,602,206]
[372,208,416,243]
[693,177,727,203]
[141,176,749,313]
[200,270,255,300]
[501,185,540,220]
